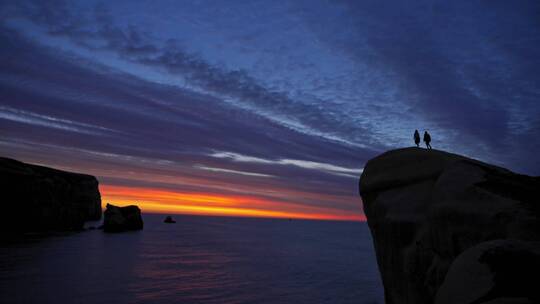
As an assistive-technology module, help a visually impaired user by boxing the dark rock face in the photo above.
[359,148,540,304]
[436,240,540,304]
[0,157,101,232]
[103,203,143,232]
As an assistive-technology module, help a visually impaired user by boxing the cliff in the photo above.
[0,157,102,232]
[359,148,540,304]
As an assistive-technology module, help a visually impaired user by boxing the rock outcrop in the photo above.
[103,203,143,232]
[0,157,101,232]
[359,148,540,304]
[163,216,176,223]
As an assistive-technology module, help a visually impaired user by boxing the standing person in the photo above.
[414,130,420,147]
[423,131,432,149]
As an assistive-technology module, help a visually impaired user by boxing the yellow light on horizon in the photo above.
[100,184,364,222]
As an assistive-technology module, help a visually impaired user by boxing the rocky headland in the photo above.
[0,157,102,233]
[359,148,539,304]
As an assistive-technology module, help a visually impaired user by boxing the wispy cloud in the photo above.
[210,151,362,178]
[194,165,275,178]
[0,106,115,135]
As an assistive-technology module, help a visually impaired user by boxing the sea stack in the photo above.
[0,157,102,233]
[103,203,143,232]
[359,148,540,304]
[164,216,176,223]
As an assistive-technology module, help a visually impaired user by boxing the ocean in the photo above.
[0,214,384,304]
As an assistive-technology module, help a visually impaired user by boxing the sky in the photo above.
[1,0,539,221]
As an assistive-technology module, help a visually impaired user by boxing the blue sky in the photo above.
[1,0,539,219]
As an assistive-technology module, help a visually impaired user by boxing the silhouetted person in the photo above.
[423,131,432,149]
[414,130,420,147]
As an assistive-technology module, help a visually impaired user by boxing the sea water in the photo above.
[0,214,383,304]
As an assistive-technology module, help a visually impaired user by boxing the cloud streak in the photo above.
[210,151,362,178]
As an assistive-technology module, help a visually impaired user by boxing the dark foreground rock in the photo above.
[0,157,101,232]
[359,148,540,304]
[103,203,143,232]
[436,240,540,304]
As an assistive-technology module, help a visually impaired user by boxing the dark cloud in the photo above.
[2,0,388,151]
[0,26,364,216]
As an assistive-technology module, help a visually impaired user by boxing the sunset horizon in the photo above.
[100,183,365,222]
[3,1,539,226]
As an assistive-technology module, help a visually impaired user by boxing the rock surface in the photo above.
[103,203,143,232]
[359,148,540,304]
[0,157,101,232]
[435,240,540,304]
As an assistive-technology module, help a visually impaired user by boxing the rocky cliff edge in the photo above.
[0,157,102,233]
[359,148,539,304]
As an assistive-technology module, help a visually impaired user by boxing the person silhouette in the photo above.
[423,131,432,149]
[414,130,420,147]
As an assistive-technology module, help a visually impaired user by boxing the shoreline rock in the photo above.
[359,148,540,304]
[0,157,101,233]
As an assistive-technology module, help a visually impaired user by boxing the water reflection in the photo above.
[1,215,383,304]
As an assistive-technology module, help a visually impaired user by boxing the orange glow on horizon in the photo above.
[100,184,365,222]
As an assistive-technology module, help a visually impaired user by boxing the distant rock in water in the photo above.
[359,148,540,304]
[0,157,101,233]
[103,203,143,232]
[164,216,176,223]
